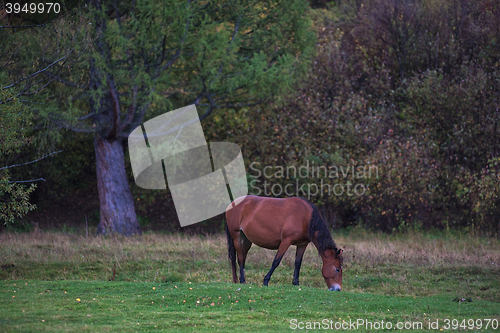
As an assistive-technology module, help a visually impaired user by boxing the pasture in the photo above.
[1,229,499,332]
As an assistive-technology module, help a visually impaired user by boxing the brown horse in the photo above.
[225,195,343,291]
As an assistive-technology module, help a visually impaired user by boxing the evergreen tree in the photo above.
[3,0,315,235]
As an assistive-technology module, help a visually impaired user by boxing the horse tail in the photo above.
[226,223,237,282]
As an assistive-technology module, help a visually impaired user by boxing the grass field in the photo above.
[1,229,499,332]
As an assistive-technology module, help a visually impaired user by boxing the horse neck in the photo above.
[310,231,335,258]
[307,206,336,256]
[311,236,323,255]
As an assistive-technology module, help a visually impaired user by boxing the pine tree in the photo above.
[3,0,315,235]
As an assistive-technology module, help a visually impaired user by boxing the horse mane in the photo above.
[301,198,337,254]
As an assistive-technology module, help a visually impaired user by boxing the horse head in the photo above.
[321,248,343,291]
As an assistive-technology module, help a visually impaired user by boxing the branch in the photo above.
[18,76,58,96]
[0,16,61,29]
[48,117,98,133]
[118,84,137,133]
[198,77,215,121]
[199,102,215,121]
[9,178,46,183]
[0,23,47,29]
[230,15,242,45]
[1,44,20,71]
[119,101,196,140]
[17,100,46,104]
[198,100,261,109]
[210,85,246,101]
[158,49,181,74]
[154,0,192,77]
[0,150,63,171]
[192,91,205,105]
[1,55,70,90]
[42,70,88,89]
[136,100,152,126]
[78,112,97,120]
[106,78,121,139]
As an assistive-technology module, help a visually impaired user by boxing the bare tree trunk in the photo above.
[95,134,141,236]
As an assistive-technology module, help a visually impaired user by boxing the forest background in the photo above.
[1,0,499,236]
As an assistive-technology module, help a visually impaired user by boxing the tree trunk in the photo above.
[95,134,141,236]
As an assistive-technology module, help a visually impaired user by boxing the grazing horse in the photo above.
[225,195,343,291]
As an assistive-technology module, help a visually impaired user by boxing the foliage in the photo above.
[2,0,500,234]
[0,0,316,234]
[7,0,316,137]
[0,89,33,154]
[465,158,500,232]
[0,172,37,226]
[204,1,500,234]
[0,88,37,225]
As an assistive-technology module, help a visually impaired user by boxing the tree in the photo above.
[0,1,80,227]
[0,88,34,225]
[217,2,500,234]
[0,83,66,227]
[7,0,315,235]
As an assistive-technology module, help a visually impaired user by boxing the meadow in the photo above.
[0,228,499,332]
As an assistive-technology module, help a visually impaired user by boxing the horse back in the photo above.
[226,195,312,249]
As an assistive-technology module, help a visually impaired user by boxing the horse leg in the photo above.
[226,225,238,283]
[235,231,252,284]
[263,239,292,286]
[292,245,307,286]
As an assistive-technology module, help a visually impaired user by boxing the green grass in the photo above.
[1,281,499,332]
[0,229,499,332]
